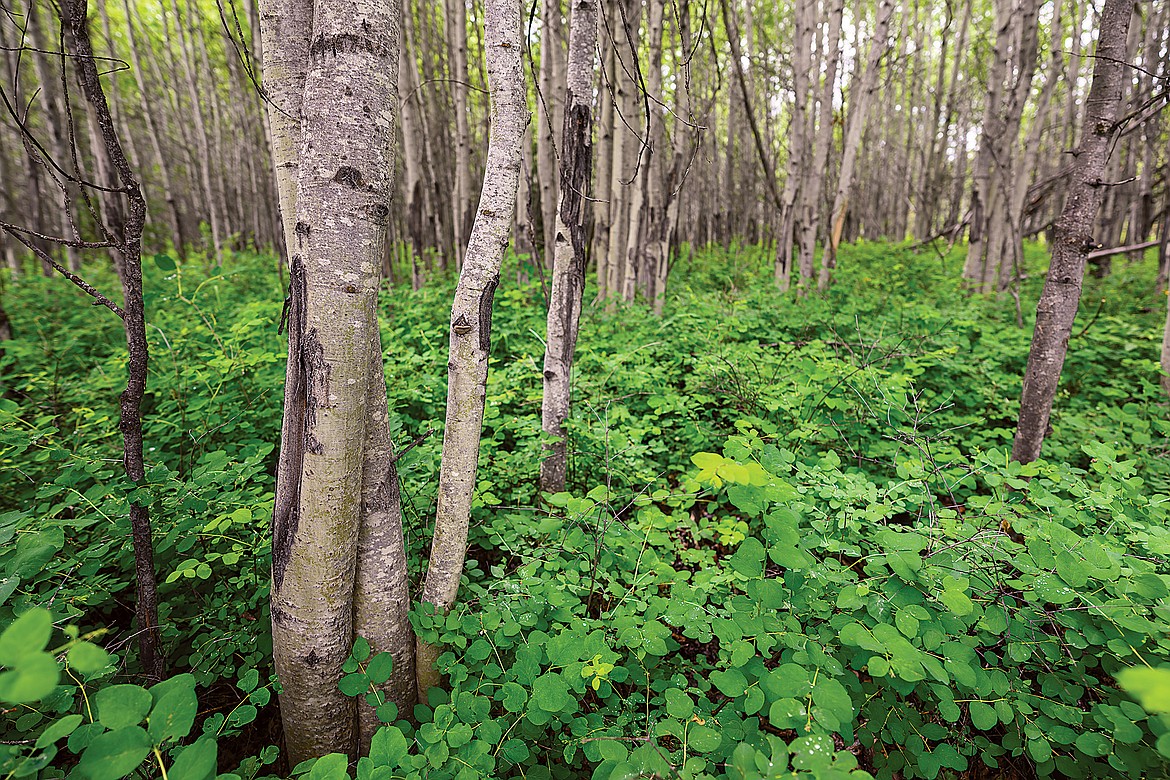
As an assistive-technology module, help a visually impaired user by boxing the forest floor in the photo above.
[2,241,1169,779]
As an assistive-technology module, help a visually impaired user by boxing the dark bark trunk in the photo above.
[1012,0,1132,464]
[63,0,162,679]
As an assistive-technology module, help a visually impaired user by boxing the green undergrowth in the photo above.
[0,241,1168,779]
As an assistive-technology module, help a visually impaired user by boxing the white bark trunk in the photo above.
[416,0,527,697]
[540,0,597,494]
[819,0,893,289]
[264,0,407,762]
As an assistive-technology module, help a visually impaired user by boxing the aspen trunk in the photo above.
[540,0,597,494]
[819,0,892,289]
[416,0,526,697]
[963,0,1041,293]
[121,0,187,257]
[536,0,564,270]
[447,0,472,268]
[795,0,842,290]
[264,0,407,761]
[1012,0,1131,463]
[775,0,814,290]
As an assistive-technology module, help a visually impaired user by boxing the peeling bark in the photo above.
[540,0,597,494]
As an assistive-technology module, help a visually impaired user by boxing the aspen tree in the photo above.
[1012,0,1132,463]
[963,0,1041,293]
[261,0,410,761]
[540,0,598,494]
[417,0,527,697]
[819,0,893,289]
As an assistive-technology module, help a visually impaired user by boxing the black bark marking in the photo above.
[309,32,392,61]
[478,276,499,352]
[305,649,321,667]
[273,256,308,594]
[334,166,364,189]
[452,313,471,335]
[302,328,328,456]
[365,202,390,225]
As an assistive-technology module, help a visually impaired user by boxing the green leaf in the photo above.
[35,714,83,749]
[148,674,198,744]
[501,682,527,713]
[169,738,217,780]
[940,577,973,616]
[532,673,571,712]
[351,636,371,663]
[366,653,393,685]
[369,726,408,766]
[308,752,350,780]
[1117,667,1170,713]
[710,669,748,698]
[1074,731,1112,758]
[728,538,766,578]
[340,673,371,696]
[0,608,53,665]
[154,254,177,271]
[96,685,153,730]
[75,725,151,780]
[969,701,997,730]
[238,669,260,693]
[665,688,694,719]
[688,724,722,753]
[0,652,60,703]
[68,642,111,674]
[1026,735,1051,763]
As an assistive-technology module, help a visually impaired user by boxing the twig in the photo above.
[2,226,124,318]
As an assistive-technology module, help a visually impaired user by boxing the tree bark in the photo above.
[795,0,843,291]
[963,0,1041,294]
[416,0,526,698]
[264,0,407,761]
[536,0,565,270]
[62,0,161,681]
[1012,0,1132,463]
[447,0,472,269]
[540,0,597,494]
[819,0,893,289]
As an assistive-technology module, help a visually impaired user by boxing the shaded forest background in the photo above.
[1,0,1167,292]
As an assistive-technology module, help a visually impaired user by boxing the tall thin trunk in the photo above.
[168,0,224,261]
[796,0,843,290]
[775,0,814,290]
[416,0,526,697]
[819,0,893,289]
[121,0,187,258]
[1012,0,1132,463]
[963,0,1041,294]
[447,0,471,268]
[540,0,597,494]
[535,0,564,270]
[62,0,160,681]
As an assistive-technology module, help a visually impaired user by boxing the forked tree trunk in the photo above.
[540,0,597,494]
[416,0,526,697]
[263,0,410,762]
[1012,0,1131,463]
